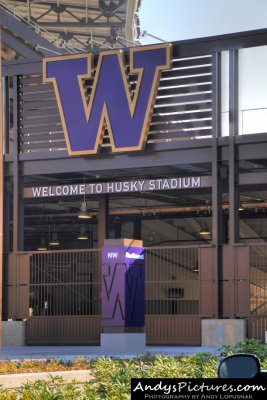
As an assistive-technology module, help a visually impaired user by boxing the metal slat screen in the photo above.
[145,246,199,315]
[29,250,101,317]
[17,52,213,154]
[18,74,65,153]
[29,246,200,318]
[249,245,267,315]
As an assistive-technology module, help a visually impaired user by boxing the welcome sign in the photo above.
[43,44,172,155]
[23,176,207,199]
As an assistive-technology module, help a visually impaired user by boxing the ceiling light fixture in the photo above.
[199,228,211,236]
[141,30,167,43]
[77,225,89,240]
[78,186,92,220]
[49,232,60,246]
[78,201,91,219]
[37,237,47,251]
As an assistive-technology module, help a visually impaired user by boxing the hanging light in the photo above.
[49,232,60,246]
[77,225,89,240]
[37,237,47,251]
[78,201,91,219]
[199,227,211,236]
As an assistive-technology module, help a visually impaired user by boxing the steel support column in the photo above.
[229,49,239,244]
[114,220,122,239]
[225,49,241,318]
[133,219,142,240]
[12,76,24,252]
[98,194,109,248]
[0,26,4,347]
[2,186,11,321]
[212,52,223,318]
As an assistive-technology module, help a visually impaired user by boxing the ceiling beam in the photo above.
[0,7,66,57]
[143,219,196,242]
[1,29,41,59]
[11,0,109,13]
[37,21,124,29]
[47,28,115,39]
[99,0,126,16]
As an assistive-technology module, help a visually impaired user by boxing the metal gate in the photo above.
[24,245,205,345]
[145,246,201,345]
[248,245,267,342]
[26,249,101,345]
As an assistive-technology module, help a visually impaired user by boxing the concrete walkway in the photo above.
[0,345,218,361]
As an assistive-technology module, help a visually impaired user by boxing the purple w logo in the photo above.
[102,263,144,327]
[43,44,172,155]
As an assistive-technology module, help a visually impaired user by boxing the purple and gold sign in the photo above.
[43,44,172,155]
[102,244,145,327]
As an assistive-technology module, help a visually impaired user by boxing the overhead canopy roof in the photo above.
[0,0,140,59]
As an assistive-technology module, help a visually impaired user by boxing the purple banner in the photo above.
[102,245,145,327]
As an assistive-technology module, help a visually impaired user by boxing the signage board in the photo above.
[102,244,145,327]
[44,44,172,155]
[23,176,210,199]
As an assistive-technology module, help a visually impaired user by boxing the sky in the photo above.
[138,0,267,45]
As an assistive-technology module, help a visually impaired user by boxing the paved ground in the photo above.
[0,345,218,360]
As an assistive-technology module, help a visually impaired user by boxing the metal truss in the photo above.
[0,5,69,60]
[0,0,140,60]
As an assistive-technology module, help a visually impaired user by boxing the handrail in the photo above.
[0,0,60,47]
[0,1,85,54]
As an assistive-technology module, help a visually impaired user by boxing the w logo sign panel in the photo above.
[43,44,172,155]
[102,263,145,327]
[101,244,145,327]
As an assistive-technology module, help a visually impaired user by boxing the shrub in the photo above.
[0,341,267,399]
[217,338,267,361]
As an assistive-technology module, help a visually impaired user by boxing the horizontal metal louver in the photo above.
[148,55,213,143]
[18,74,66,153]
[18,53,213,154]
